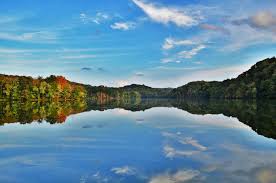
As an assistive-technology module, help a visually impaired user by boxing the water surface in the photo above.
[0,100,275,183]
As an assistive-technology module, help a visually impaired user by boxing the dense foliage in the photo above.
[85,84,172,103]
[171,57,276,99]
[0,75,87,101]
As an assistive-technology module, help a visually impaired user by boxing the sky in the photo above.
[0,0,276,87]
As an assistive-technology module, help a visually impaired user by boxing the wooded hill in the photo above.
[171,57,276,99]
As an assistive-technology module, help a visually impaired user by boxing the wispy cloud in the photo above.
[162,38,195,50]
[0,31,57,43]
[80,12,110,24]
[110,21,136,31]
[161,58,181,64]
[132,0,200,28]
[200,23,229,34]
[161,36,206,63]
[178,44,206,59]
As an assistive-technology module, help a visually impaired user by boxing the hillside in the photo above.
[170,57,276,99]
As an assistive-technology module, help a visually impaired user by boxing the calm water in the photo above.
[0,100,275,183]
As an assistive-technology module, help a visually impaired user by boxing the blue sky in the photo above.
[0,0,276,87]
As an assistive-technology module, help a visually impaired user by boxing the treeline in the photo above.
[171,57,276,99]
[0,57,274,101]
[0,75,87,101]
[85,84,172,103]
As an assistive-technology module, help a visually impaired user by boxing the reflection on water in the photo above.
[0,100,88,124]
[1,99,275,139]
[0,99,275,183]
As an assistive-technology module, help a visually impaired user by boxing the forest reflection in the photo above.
[0,100,87,125]
[0,99,275,139]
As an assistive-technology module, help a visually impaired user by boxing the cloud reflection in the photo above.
[162,132,207,158]
[149,169,201,183]
[111,166,136,175]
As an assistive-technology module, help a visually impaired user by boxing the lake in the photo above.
[0,99,275,183]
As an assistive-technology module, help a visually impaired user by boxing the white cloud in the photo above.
[80,12,110,25]
[110,22,136,31]
[149,169,200,183]
[111,166,136,175]
[178,44,206,58]
[162,38,195,50]
[132,0,199,28]
[161,58,181,64]
[161,37,206,63]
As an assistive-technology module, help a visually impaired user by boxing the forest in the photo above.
[0,75,87,101]
[171,57,276,99]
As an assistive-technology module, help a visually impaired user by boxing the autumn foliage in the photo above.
[0,75,87,101]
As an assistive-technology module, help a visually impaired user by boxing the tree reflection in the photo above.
[0,99,275,139]
[0,100,87,125]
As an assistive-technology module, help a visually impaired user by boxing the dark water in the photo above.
[0,99,275,183]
